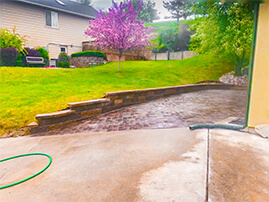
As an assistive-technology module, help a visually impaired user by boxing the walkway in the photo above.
[46,89,247,135]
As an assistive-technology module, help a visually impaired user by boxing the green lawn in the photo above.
[145,20,190,33]
[0,54,234,136]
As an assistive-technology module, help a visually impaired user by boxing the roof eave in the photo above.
[16,0,96,19]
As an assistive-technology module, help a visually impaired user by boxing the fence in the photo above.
[150,51,197,61]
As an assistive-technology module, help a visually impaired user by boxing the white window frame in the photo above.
[45,10,58,28]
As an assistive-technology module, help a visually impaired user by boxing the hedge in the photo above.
[71,50,106,59]
[0,47,18,66]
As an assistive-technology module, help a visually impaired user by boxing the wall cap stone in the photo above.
[104,83,240,96]
[36,109,76,119]
[27,122,38,128]
[68,98,109,107]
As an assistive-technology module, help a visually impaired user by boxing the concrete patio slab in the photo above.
[0,128,207,202]
[209,129,269,202]
[1,127,268,202]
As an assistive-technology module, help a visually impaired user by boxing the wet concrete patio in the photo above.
[0,128,268,201]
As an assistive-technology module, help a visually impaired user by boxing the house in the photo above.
[0,0,97,59]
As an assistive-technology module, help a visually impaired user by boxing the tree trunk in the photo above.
[176,17,179,26]
[118,49,123,71]
[118,58,120,71]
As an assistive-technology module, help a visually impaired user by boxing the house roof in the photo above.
[14,0,97,19]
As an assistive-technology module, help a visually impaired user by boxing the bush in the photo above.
[71,50,106,59]
[58,53,70,68]
[16,53,23,66]
[21,47,41,66]
[0,27,26,53]
[24,47,40,57]
[36,47,49,66]
[0,47,18,66]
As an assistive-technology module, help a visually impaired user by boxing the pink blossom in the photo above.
[85,0,154,60]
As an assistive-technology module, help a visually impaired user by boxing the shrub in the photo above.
[71,50,106,59]
[16,53,23,66]
[0,47,18,66]
[21,47,41,66]
[24,47,40,57]
[58,53,70,68]
[0,27,27,53]
[36,47,49,66]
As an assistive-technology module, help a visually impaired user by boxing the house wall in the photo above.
[248,1,269,127]
[0,1,91,59]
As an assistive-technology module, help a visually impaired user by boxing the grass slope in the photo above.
[146,20,190,33]
[0,54,234,136]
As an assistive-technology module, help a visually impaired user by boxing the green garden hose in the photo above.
[189,123,245,131]
[0,153,52,190]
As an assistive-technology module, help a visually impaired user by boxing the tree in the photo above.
[73,0,91,6]
[157,23,192,58]
[189,2,255,75]
[191,2,210,17]
[163,0,193,25]
[85,0,153,71]
[159,27,178,51]
[127,0,159,23]
[0,27,26,53]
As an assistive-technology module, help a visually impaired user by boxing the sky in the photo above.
[91,0,172,21]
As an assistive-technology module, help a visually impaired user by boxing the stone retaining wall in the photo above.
[70,56,105,68]
[28,84,246,134]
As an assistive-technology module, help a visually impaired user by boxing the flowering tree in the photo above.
[85,0,153,71]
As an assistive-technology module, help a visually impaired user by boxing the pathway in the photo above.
[43,89,247,135]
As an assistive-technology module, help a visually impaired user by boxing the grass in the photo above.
[146,20,191,33]
[0,54,234,136]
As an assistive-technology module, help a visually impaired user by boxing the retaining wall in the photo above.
[28,84,245,134]
[70,56,105,67]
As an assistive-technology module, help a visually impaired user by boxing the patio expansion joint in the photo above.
[205,129,210,202]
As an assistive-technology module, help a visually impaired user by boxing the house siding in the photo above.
[248,1,269,127]
[0,1,91,58]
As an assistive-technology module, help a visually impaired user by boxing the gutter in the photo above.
[15,0,96,19]
[47,42,82,48]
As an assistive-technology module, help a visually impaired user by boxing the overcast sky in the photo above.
[91,0,172,21]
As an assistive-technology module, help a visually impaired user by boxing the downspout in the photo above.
[245,3,260,127]
[190,3,260,131]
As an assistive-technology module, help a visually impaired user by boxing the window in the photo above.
[60,47,67,53]
[45,10,58,28]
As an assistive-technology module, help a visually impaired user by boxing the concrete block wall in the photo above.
[28,84,244,134]
[70,56,105,67]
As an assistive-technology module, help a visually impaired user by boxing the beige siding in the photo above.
[0,1,91,58]
[248,2,269,127]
